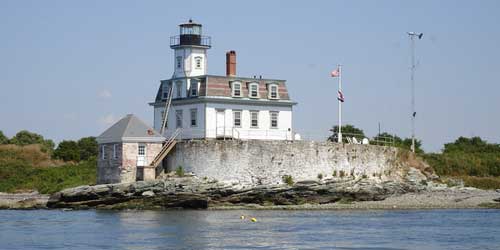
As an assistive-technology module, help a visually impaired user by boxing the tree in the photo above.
[77,137,97,161]
[328,124,365,143]
[372,132,403,146]
[53,140,80,162]
[0,130,8,144]
[10,130,44,145]
[443,136,499,154]
[9,130,54,153]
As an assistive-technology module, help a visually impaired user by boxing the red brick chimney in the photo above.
[226,50,236,76]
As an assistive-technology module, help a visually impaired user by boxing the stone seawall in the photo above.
[165,140,409,185]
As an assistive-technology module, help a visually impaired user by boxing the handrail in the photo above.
[160,84,174,135]
[150,128,182,168]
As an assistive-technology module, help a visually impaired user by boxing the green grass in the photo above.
[0,159,96,194]
[0,144,96,194]
[175,166,185,177]
[282,175,294,186]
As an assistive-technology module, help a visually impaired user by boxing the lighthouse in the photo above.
[170,19,211,78]
[151,20,296,141]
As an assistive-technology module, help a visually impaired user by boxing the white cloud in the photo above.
[98,89,112,99]
[99,114,118,126]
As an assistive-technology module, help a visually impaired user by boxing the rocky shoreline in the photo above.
[2,173,500,210]
[0,192,49,209]
[42,174,499,210]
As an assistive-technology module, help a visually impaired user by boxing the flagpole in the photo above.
[338,64,342,143]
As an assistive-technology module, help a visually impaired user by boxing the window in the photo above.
[190,81,198,96]
[233,110,242,127]
[162,82,170,99]
[250,111,259,128]
[138,144,145,156]
[249,83,259,98]
[232,82,242,97]
[270,111,279,128]
[176,110,183,128]
[176,56,182,68]
[176,81,182,98]
[269,84,279,99]
[190,108,197,127]
[101,145,106,160]
[113,144,117,159]
[195,57,202,69]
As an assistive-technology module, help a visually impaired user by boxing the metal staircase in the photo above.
[150,128,181,169]
[149,83,180,177]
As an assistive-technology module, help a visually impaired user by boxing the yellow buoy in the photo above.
[240,215,245,220]
[250,217,257,222]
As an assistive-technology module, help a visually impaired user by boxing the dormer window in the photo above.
[232,82,242,97]
[268,84,279,99]
[195,57,202,69]
[176,81,182,98]
[190,85,198,96]
[162,82,170,99]
[190,80,198,97]
[176,56,182,68]
[249,83,259,98]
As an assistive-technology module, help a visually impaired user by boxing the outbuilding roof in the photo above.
[96,114,165,144]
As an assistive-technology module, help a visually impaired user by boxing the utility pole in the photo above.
[378,122,381,145]
[407,32,423,153]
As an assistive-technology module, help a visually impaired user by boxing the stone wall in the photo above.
[97,143,122,184]
[98,142,163,184]
[165,140,406,185]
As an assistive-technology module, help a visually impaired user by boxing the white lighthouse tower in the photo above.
[170,19,211,78]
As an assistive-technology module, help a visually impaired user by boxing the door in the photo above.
[137,144,146,166]
[216,109,225,137]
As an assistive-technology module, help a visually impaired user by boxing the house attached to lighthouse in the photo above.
[150,20,297,140]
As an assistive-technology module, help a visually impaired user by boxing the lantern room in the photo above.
[170,19,211,48]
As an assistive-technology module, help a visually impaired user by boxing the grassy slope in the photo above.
[423,153,500,190]
[0,144,96,194]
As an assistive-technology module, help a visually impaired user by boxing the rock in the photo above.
[46,170,427,210]
[496,189,500,193]
[493,197,500,203]
[142,191,155,197]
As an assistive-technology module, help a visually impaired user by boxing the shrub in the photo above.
[0,144,56,167]
[175,166,185,177]
[0,131,9,144]
[282,175,294,186]
[9,130,44,146]
[332,170,337,177]
[461,176,500,190]
[423,137,500,177]
[317,173,323,180]
[361,174,368,179]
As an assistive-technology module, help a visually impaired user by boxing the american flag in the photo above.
[337,90,345,102]
[331,68,340,77]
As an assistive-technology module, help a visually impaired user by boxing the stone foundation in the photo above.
[165,140,406,185]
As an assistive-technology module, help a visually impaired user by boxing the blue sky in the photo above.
[1,0,499,152]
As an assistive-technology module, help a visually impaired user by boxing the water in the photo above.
[1,209,499,250]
